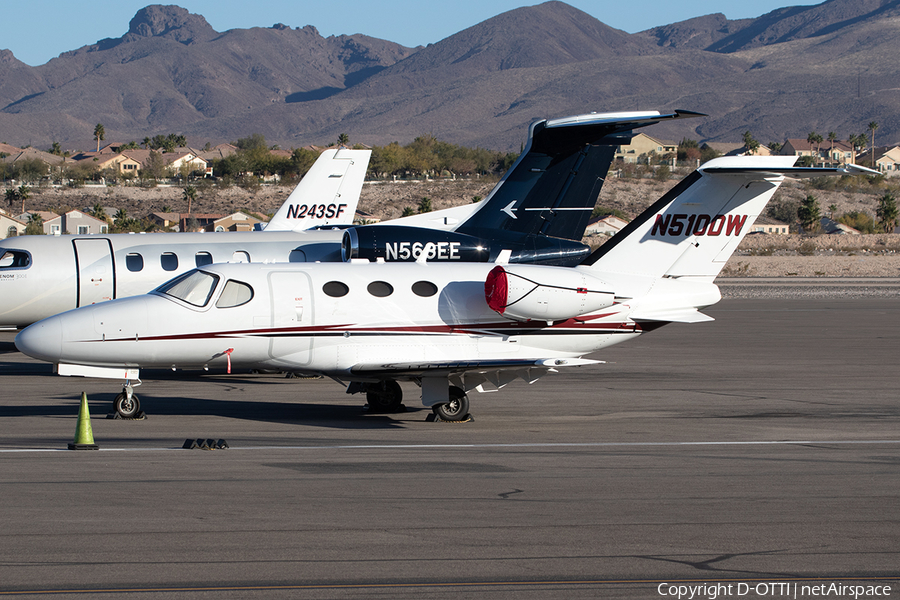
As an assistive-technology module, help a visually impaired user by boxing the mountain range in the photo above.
[0,0,898,152]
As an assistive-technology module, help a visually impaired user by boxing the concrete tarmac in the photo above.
[0,298,898,598]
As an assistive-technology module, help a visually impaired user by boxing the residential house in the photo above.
[0,147,66,177]
[120,149,208,177]
[148,212,183,230]
[586,214,629,236]
[17,211,59,235]
[353,210,381,225]
[749,216,790,234]
[72,151,142,175]
[61,210,109,235]
[0,212,26,239]
[820,217,860,235]
[205,212,264,232]
[780,139,856,166]
[863,146,900,176]
[179,213,226,232]
[616,133,677,163]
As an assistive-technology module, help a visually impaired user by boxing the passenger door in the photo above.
[267,271,313,366]
[73,239,114,307]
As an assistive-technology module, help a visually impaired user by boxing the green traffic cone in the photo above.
[68,392,99,450]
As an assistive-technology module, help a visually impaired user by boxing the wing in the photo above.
[348,357,603,392]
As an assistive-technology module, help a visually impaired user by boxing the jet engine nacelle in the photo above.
[342,226,490,263]
[343,226,591,266]
[484,265,615,323]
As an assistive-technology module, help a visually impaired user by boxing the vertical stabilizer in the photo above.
[583,156,799,282]
[266,148,371,231]
[455,110,703,243]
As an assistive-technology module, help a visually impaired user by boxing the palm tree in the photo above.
[806,132,823,166]
[94,123,105,152]
[827,132,837,165]
[183,185,197,215]
[337,133,350,148]
[868,121,879,168]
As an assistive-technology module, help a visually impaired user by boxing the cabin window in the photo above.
[125,253,144,272]
[195,252,213,267]
[288,248,306,262]
[157,270,220,307]
[160,252,178,271]
[367,281,393,297]
[0,249,31,269]
[216,280,254,308]
[323,281,349,297]
[412,280,438,297]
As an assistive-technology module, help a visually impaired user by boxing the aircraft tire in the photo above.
[114,392,141,419]
[433,387,469,421]
[366,380,403,412]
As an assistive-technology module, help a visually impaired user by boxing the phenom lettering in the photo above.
[651,213,747,237]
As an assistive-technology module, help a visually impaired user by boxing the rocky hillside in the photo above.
[0,1,898,151]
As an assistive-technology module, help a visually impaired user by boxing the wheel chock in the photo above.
[182,438,229,450]
[425,413,475,423]
[106,411,147,420]
[68,392,99,450]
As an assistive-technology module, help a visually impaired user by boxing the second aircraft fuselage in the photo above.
[0,229,345,327]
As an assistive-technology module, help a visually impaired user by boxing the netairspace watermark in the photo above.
[657,582,894,600]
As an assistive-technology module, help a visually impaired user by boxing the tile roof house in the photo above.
[1,212,26,239]
[205,212,264,232]
[615,133,677,164]
[586,214,629,236]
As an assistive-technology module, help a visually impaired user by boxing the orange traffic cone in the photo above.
[68,392,99,450]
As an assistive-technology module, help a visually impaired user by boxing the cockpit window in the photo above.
[216,280,254,308]
[0,250,31,270]
[156,270,220,307]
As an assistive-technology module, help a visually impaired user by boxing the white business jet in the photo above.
[16,156,876,420]
[0,109,699,328]
[0,148,371,327]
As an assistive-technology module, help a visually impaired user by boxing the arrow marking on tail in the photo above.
[501,201,518,220]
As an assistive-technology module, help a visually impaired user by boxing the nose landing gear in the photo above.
[111,381,143,419]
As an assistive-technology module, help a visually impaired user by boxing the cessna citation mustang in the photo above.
[0,109,698,328]
[0,147,371,328]
[17,156,876,420]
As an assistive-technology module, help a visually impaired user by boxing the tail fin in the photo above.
[583,156,873,282]
[455,110,703,243]
[265,148,371,231]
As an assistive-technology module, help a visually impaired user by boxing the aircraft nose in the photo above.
[16,315,63,363]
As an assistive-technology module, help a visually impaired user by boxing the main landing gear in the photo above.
[365,380,404,413]
[432,386,470,422]
[348,379,472,422]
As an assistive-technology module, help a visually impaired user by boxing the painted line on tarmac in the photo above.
[2,439,900,453]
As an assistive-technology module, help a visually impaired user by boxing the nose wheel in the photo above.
[112,382,142,419]
[432,386,470,422]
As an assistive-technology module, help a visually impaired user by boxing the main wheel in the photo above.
[366,380,403,412]
[433,386,469,421]
[114,392,140,418]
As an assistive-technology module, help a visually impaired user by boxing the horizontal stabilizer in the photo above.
[630,309,714,323]
[704,164,880,178]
